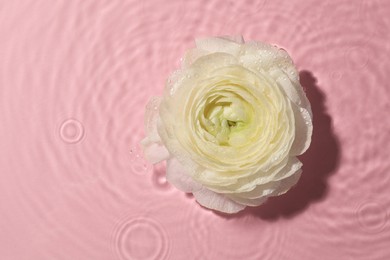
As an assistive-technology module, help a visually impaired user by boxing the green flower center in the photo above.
[199,91,253,146]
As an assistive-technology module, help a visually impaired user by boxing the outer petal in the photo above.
[182,36,244,68]
[166,158,202,193]
[239,42,290,71]
[182,48,209,68]
[272,169,302,196]
[269,67,309,109]
[268,68,313,155]
[140,97,170,164]
[193,188,246,214]
[227,194,269,207]
[202,157,301,194]
[290,103,313,156]
[195,37,242,57]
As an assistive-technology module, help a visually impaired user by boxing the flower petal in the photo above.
[166,158,202,192]
[290,103,313,156]
[182,48,209,68]
[228,157,302,198]
[193,187,246,213]
[195,37,242,57]
[272,169,302,196]
[227,194,269,207]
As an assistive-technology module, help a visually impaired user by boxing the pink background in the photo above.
[1,0,389,259]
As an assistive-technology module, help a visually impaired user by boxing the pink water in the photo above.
[1,0,390,259]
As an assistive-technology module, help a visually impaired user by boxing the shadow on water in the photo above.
[216,70,341,220]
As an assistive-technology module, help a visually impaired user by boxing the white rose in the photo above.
[141,36,313,214]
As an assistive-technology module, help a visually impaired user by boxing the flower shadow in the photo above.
[216,70,341,220]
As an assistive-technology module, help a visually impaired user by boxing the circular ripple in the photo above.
[114,217,169,260]
[357,201,388,233]
[59,119,85,144]
[345,46,369,70]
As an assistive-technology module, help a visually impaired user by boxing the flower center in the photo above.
[199,91,252,146]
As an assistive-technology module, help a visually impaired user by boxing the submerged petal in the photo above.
[166,158,202,192]
[193,187,246,213]
[141,96,170,163]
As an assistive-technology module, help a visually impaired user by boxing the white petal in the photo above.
[272,169,302,196]
[193,188,246,214]
[191,52,238,73]
[271,68,303,106]
[233,181,279,200]
[182,48,209,68]
[166,158,202,192]
[290,103,313,156]
[226,157,301,199]
[272,157,302,181]
[195,37,242,57]
[227,194,269,207]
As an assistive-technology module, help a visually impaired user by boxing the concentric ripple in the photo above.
[357,200,388,234]
[113,217,169,260]
[59,118,85,144]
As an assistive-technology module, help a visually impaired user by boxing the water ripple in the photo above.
[113,217,169,260]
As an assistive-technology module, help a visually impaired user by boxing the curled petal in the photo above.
[269,67,308,108]
[227,194,269,207]
[272,169,302,196]
[290,103,313,156]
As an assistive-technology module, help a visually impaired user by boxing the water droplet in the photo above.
[151,161,171,191]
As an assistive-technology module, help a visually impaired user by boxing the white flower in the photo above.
[141,36,313,214]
